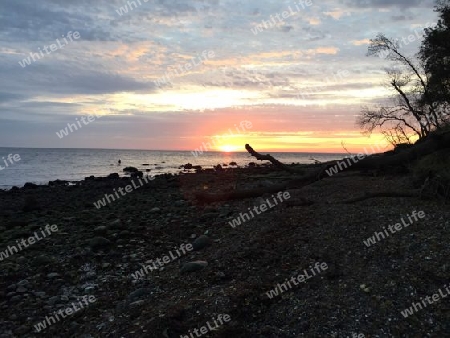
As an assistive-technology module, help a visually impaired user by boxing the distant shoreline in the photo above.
[0,162,314,191]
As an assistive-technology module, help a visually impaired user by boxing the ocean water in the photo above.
[0,148,345,189]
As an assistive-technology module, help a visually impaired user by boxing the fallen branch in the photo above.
[245,144,300,173]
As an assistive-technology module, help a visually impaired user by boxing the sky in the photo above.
[0,0,439,153]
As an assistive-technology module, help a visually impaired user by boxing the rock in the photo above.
[109,219,124,229]
[119,230,130,236]
[47,272,60,278]
[129,300,146,308]
[181,261,208,273]
[84,286,96,293]
[16,256,27,265]
[127,288,152,302]
[48,296,60,305]
[17,279,29,287]
[199,212,218,221]
[10,295,22,302]
[150,207,160,213]
[174,200,187,207]
[94,226,108,235]
[89,237,112,251]
[48,179,68,186]
[69,322,80,330]
[108,173,120,179]
[16,286,27,293]
[255,197,266,206]
[85,271,97,279]
[131,171,144,178]
[115,301,127,314]
[123,166,139,173]
[29,223,41,231]
[14,325,29,335]
[192,235,212,251]
[6,291,16,298]
[33,255,54,266]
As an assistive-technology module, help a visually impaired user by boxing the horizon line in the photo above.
[0,146,348,154]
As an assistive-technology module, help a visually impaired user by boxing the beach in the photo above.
[0,164,448,337]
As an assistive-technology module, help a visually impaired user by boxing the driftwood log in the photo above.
[244,144,302,173]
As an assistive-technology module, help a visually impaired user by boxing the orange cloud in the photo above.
[309,47,339,55]
[308,17,322,25]
[324,10,347,20]
[351,39,371,46]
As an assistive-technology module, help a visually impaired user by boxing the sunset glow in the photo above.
[219,145,239,153]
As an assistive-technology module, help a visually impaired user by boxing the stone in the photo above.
[18,280,30,288]
[181,261,208,273]
[127,288,152,302]
[10,295,22,302]
[16,286,27,293]
[34,292,46,298]
[129,300,146,308]
[89,237,112,250]
[94,226,108,235]
[47,272,60,278]
[48,296,60,305]
[33,255,54,266]
[192,235,212,251]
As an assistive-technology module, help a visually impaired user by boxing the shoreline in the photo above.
[1,162,311,191]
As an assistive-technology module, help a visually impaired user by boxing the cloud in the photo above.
[324,10,348,19]
[351,39,371,45]
[310,47,340,55]
[0,0,441,149]
[342,0,434,8]
[0,92,24,103]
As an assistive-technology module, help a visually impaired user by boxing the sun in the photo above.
[219,145,237,152]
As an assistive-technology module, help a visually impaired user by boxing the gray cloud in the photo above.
[342,0,434,8]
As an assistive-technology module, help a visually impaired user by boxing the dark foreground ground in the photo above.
[0,166,449,337]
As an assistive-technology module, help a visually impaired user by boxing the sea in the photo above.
[0,148,345,189]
